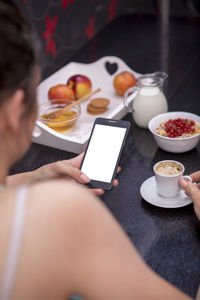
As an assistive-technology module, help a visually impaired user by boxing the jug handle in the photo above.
[152,71,168,81]
[123,86,139,112]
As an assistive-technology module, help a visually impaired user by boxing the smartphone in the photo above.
[80,117,130,190]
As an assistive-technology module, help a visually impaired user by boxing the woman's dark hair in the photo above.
[0,0,37,113]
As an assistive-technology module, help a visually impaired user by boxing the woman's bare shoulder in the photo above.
[27,179,99,221]
[31,178,97,202]
[12,180,101,298]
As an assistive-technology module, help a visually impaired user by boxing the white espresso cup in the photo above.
[153,160,192,198]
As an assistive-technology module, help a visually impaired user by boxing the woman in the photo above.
[0,1,194,299]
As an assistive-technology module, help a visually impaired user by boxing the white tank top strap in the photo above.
[1,185,28,300]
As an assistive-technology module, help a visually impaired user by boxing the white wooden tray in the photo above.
[32,56,140,153]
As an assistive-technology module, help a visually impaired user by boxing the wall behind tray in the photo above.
[14,0,200,80]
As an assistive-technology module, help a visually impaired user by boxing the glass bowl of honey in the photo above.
[38,100,81,133]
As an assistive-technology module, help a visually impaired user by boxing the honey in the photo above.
[41,110,77,133]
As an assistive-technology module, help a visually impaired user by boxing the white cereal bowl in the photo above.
[148,111,200,153]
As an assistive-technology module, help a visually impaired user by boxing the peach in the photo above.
[113,71,136,96]
[67,74,92,99]
[48,84,75,104]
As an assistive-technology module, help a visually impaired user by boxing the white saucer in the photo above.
[140,176,192,208]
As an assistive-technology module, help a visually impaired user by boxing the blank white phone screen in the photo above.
[81,124,126,183]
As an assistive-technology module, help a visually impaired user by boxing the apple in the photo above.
[48,84,75,104]
[113,71,136,96]
[67,74,92,99]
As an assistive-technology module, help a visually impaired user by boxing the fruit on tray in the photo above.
[67,74,92,99]
[113,71,136,96]
[48,84,75,104]
[87,97,110,115]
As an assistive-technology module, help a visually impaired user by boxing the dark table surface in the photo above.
[11,14,200,298]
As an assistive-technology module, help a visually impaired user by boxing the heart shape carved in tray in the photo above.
[105,61,118,75]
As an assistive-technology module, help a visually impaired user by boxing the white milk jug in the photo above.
[123,72,168,128]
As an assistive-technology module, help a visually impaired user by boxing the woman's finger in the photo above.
[112,179,118,187]
[87,178,119,196]
[116,166,121,174]
[68,152,84,168]
[91,189,105,196]
[179,179,200,206]
[54,161,90,184]
[189,170,200,183]
[179,179,200,220]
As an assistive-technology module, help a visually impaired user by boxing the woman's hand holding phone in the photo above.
[8,118,127,194]
[65,153,121,195]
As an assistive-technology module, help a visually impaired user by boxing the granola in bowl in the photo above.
[148,112,200,153]
[154,118,200,138]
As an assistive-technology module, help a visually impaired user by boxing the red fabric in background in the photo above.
[108,0,118,21]
[62,0,75,11]
[43,15,58,57]
[13,0,159,78]
[85,15,95,38]
[17,0,122,61]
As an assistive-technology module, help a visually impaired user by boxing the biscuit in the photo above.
[87,97,110,115]
[87,104,107,115]
[90,98,110,109]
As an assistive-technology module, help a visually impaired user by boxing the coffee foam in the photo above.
[156,161,183,176]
